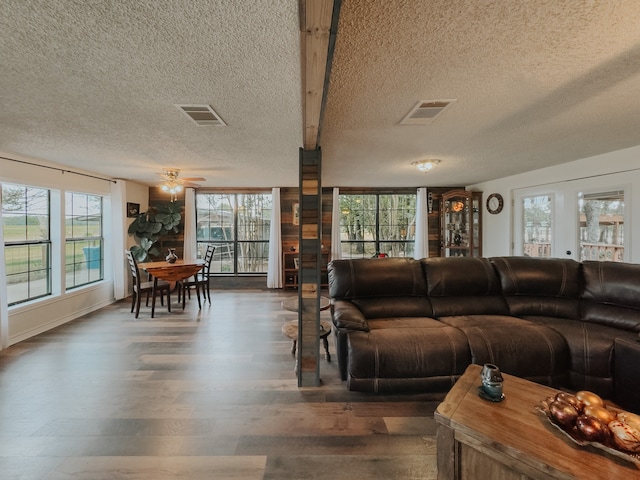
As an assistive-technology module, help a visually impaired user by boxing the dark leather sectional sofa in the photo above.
[328,256,640,413]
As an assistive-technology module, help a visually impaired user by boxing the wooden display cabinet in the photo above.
[283,251,329,290]
[440,190,482,257]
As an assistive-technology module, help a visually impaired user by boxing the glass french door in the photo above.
[513,190,559,258]
[513,184,627,262]
[521,194,553,257]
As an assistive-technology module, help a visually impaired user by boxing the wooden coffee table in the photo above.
[435,364,639,479]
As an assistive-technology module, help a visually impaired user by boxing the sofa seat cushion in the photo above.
[438,315,570,387]
[368,316,443,329]
[525,316,639,397]
[353,296,433,319]
[346,322,471,393]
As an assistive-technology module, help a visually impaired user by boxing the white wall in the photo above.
[0,152,148,348]
[121,181,149,298]
[469,145,640,261]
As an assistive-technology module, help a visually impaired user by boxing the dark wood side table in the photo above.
[138,259,204,317]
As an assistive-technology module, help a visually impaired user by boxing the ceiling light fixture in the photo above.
[412,159,441,173]
[160,170,184,201]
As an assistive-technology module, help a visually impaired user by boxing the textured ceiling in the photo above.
[2,1,640,188]
[321,0,640,187]
[0,0,302,187]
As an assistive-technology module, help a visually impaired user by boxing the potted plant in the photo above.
[127,201,183,262]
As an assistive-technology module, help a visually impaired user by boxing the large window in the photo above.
[2,184,51,305]
[339,193,416,258]
[65,192,104,289]
[195,192,272,274]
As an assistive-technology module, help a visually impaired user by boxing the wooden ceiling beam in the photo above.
[300,0,340,150]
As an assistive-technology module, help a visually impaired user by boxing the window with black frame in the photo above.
[2,183,52,305]
[65,192,104,289]
[195,192,272,274]
[339,193,416,259]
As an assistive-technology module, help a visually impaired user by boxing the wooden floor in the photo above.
[0,289,442,479]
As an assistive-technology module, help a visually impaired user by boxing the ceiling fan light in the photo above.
[412,159,441,173]
[158,168,198,199]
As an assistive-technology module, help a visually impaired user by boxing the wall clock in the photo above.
[486,193,504,214]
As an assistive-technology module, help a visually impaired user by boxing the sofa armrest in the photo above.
[331,300,370,331]
[614,337,640,414]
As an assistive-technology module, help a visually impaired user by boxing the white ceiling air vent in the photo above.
[400,100,456,125]
[175,104,227,126]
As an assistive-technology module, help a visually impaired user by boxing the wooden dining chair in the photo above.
[125,250,172,318]
[179,245,215,309]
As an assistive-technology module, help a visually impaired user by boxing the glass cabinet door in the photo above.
[471,194,481,257]
[440,190,482,257]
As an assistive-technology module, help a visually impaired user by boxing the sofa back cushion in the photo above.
[328,258,432,318]
[582,261,640,332]
[491,256,581,319]
[422,257,509,316]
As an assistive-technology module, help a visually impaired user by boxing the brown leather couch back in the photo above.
[330,256,640,330]
[351,297,434,320]
[328,258,432,318]
[421,257,509,317]
[582,261,640,332]
[491,256,581,319]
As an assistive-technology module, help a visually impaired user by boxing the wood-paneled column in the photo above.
[297,0,339,386]
[297,147,322,386]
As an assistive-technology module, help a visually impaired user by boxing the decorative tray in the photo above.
[536,398,640,467]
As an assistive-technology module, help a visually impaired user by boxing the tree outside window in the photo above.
[196,192,272,274]
[579,191,624,262]
[339,193,416,259]
[522,195,552,258]
[2,184,51,305]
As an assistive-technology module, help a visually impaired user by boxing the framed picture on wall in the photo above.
[127,202,140,217]
[293,203,299,225]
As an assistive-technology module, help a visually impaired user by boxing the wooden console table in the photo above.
[434,364,639,479]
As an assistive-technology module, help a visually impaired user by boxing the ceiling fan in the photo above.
[158,169,205,199]
[158,169,205,187]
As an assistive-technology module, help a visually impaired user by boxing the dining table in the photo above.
[138,258,205,317]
